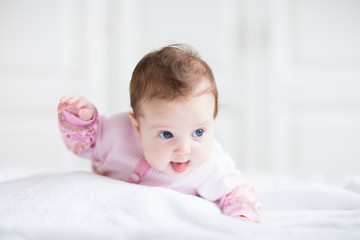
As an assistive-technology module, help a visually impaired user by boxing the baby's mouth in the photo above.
[170,160,190,173]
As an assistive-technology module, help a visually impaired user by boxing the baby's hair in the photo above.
[130,44,218,118]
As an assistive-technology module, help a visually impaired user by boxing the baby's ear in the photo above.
[128,113,140,137]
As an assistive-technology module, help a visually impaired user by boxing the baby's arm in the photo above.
[220,183,262,223]
[198,140,262,222]
[57,96,99,156]
[57,96,95,121]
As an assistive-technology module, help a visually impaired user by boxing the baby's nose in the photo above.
[174,141,191,156]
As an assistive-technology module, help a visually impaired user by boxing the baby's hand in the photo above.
[235,215,259,223]
[57,96,95,121]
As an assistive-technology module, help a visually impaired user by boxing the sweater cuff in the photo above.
[222,200,261,222]
[221,185,262,222]
[60,108,97,129]
[58,108,99,155]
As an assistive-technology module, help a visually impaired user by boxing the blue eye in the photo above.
[192,129,204,137]
[159,131,173,139]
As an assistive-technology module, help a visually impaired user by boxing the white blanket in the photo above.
[0,171,359,240]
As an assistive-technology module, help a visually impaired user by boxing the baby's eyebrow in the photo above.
[151,119,212,130]
[151,124,174,130]
[196,120,212,126]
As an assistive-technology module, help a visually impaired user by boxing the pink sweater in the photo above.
[58,109,262,221]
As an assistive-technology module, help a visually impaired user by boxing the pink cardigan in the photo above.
[58,109,261,221]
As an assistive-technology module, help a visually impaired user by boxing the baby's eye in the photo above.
[192,129,204,137]
[159,131,173,139]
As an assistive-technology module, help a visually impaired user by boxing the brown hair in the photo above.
[130,44,218,118]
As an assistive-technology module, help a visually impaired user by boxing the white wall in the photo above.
[0,0,359,177]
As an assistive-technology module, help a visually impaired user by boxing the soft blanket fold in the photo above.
[0,172,359,240]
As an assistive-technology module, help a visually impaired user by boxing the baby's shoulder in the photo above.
[104,112,131,125]
[101,112,135,137]
[107,112,131,123]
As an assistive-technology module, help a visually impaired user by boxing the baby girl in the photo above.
[57,44,261,222]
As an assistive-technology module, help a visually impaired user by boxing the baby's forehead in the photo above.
[141,92,214,115]
[144,89,214,107]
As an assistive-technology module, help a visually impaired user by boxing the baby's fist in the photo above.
[58,96,94,121]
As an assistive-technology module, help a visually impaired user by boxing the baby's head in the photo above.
[130,44,218,118]
[128,44,218,176]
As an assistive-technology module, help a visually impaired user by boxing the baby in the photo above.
[57,44,261,222]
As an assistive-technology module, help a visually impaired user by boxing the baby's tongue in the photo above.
[171,161,189,173]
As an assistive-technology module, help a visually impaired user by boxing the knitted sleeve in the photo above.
[58,109,99,155]
[219,183,262,222]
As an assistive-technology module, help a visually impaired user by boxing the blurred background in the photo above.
[0,0,359,180]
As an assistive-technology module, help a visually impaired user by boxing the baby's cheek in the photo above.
[146,145,169,163]
[194,146,211,165]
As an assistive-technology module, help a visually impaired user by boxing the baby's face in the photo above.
[131,93,215,177]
